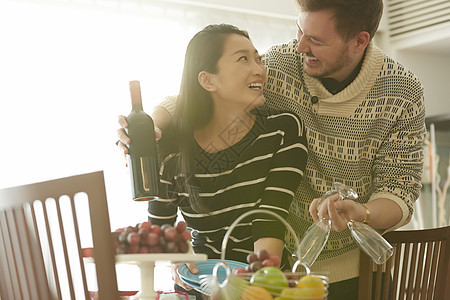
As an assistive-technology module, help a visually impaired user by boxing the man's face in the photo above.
[296,10,352,81]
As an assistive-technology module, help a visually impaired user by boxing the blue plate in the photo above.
[177,259,248,289]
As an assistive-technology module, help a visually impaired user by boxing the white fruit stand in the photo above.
[115,253,207,300]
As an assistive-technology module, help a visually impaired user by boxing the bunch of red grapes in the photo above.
[112,221,191,254]
[232,249,281,276]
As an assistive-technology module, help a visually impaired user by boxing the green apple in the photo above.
[250,266,288,294]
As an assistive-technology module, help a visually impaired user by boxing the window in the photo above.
[0,0,296,291]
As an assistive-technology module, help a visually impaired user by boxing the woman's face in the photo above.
[207,34,266,110]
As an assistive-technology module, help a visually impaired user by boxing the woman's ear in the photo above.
[198,71,216,92]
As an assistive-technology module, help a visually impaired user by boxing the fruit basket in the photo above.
[199,209,329,300]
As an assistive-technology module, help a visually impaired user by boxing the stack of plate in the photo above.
[177,259,247,290]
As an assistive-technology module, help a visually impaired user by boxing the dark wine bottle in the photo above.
[126,80,159,201]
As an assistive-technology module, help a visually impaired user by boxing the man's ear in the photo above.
[353,31,370,54]
[198,71,216,92]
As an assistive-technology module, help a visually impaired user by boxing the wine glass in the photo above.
[332,182,393,265]
[296,185,341,267]
[348,220,393,265]
[297,217,331,267]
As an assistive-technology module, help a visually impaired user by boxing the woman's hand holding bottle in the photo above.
[116,114,162,156]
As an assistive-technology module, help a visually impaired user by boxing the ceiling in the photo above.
[164,0,297,19]
[169,0,449,55]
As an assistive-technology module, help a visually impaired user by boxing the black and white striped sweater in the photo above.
[148,108,308,263]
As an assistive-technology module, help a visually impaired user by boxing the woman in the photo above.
[118,24,308,293]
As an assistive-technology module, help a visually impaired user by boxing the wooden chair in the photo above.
[0,171,119,300]
[358,225,450,300]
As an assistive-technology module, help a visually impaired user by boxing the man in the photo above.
[117,0,425,298]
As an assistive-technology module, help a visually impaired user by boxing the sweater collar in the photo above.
[303,42,385,103]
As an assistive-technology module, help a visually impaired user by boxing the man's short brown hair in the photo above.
[295,0,383,41]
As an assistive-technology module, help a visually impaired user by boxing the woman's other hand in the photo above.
[170,263,199,291]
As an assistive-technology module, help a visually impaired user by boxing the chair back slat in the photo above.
[389,245,401,299]
[358,226,450,300]
[41,199,63,299]
[358,250,373,298]
[373,264,383,299]
[427,241,439,298]
[0,214,14,299]
[405,243,418,299]
[436,240,449,290]
[0,171,120,300]
[7,210,26,298]
[427,240,440,300]
[15,208,40,299]
[412,242,424,299]
[422,241,434,300]
[3,211,25,297]
[381,250,394,298]
[70,197,91,300]
[1,210,21,299]
[398,243,410,298]
[26,203,53,299]
[54,197,76,299]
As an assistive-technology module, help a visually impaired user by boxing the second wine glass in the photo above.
[297,217,331,267]
[296,185,342,267]
[348,220,393,265]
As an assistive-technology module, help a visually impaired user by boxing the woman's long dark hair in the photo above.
[173,24,250,212]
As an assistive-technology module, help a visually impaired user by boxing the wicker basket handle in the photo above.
[215,208,309,285]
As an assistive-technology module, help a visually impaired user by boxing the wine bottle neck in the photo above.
[132,103,143,111]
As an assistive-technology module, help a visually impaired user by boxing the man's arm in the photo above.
[150,106,172,132]
[311,70,426,234]
[151,95,178,130]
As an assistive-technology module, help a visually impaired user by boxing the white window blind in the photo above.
[386,0,450,40]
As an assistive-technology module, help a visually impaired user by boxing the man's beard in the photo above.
[305,45,350,80]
